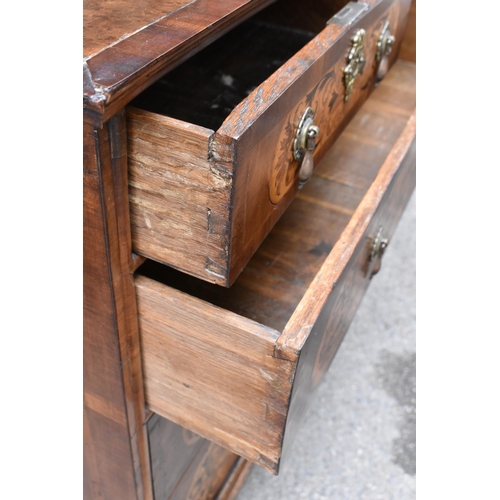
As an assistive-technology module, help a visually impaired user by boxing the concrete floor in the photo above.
[237,191,416,500]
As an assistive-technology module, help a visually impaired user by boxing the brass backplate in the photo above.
[344,29,366,102]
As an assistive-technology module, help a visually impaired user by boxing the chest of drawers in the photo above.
[84,0,415,497]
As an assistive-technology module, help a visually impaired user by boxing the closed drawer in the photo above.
[127,0,412,286]
[134,61,416,474]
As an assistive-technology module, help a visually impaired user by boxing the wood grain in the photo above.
[147,414,202,499]
[83,114,152,500]
[278,117,416,465]
[224,0,411,284]
[135,275,293,471]
[84,0,416,495]
[84,0,192,59]
[127,108,232,285]
[85,101,238,500]
[139,60,416,333]
[169,441,238,500]
[84,0,276,121]
[277,112,416,358]
[399,0,416,62]
[136,61,416,474]
[128,0,412,286]
[147,413,242,500]
[214,458,253,500]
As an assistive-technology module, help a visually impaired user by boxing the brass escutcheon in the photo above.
[293,107,320,188]
[376,21,395,81]
[344,29,366,102]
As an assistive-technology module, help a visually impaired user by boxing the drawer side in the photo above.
[136,275,295,473]
[128,108,233,285]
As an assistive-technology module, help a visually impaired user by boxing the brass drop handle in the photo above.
[367,226,389,278]
[376,21,395,82]
[293,107,320,188]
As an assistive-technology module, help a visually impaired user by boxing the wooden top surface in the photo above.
[84,0,193,59]
[83,0,274,120]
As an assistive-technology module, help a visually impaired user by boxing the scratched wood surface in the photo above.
[84,0,191,58]
[136,60,416,474]
[84,0,275,121]
[128,0,411,287]
[127,109,233,284]
[83,113,153,500]
[136,275,292,471]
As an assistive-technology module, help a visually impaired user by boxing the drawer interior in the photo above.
[130,20,315,131]
[129,1,353,130]
[137,60,416,331]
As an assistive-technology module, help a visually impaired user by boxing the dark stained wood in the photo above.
[84,0,276,121]
[132,253,147,273]
[399,0,416,62]
[135,62,416,474]
[83,114,153,499]
[147,414,203,499]
[147,413,241,500]
[127,0,412,287]
[255,0,352,33]
[214,458,253,500]
[84,0,416,492]
[84,0,192,59]
[169,442,238,500]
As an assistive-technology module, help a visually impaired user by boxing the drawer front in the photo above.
[277,116,416,466]
[128,0,412,287]
[135,108,416,475]
[222,0,411,284]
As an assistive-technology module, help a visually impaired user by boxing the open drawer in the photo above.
[135,61,415,474]
[127,0,412,286]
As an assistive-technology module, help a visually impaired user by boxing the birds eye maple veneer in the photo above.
[83,0,415,498]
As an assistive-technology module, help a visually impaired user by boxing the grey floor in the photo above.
[237,191,416,500]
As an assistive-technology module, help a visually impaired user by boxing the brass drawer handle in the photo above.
[367,226,389,278]
[376,21,395,82]
[293,107,320,188]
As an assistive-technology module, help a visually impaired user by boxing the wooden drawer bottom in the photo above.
[136,61,416,474]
